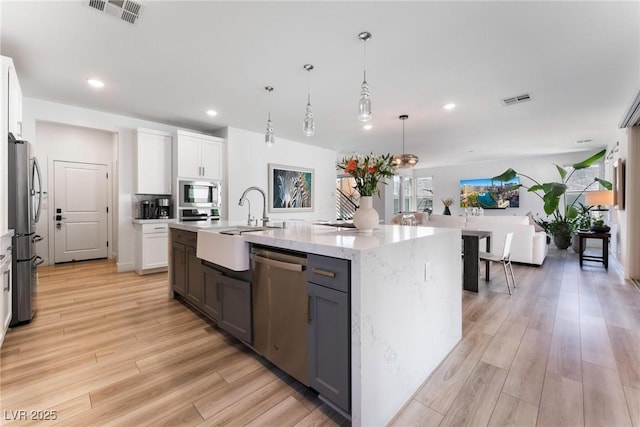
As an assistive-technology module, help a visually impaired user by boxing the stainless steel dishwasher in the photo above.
[250,246,309,386]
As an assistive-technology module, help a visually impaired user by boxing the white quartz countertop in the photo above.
[1,229,15,239]
[169,220,242,232]
[173,220,459,258]
[242,223,458,258]
[132,218,178,224]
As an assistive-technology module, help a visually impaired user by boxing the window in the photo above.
[416,177,433,212]
[393,175,414,214]
[393,175,433,214]
[564,158,604,207]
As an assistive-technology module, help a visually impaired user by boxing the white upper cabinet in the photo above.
[135,128,172,195]
[176,133,201,179]
[175,130,224,181]
[7,65,22,137]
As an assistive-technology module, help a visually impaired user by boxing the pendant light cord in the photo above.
[362,39,367,83]
[402,119,405,154]
[307,69,311,104]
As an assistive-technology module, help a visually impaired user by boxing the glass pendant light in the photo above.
[264,86,275,146]
[303,64,315,137]
[358,31,372,122]
[393,115,419,168]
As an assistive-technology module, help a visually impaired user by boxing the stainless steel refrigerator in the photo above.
[8,133,43,326]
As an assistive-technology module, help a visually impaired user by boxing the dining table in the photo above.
[461,229,492,292]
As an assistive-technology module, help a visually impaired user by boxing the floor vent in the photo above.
[501,93,532,106]
[87,0,143,24]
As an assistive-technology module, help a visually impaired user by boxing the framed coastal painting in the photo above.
[459,177,520,208]
[268,164,314,213]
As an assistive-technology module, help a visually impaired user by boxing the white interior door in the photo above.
[54,161,108,263]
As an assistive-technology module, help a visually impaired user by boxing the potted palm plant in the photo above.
[492,150,611,250]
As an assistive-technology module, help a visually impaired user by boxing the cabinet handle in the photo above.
[250,254,305,272]
[311,268,336,278]
[3,270,9,292]
[217,282,221,301]
[307,295,312,324]
[0,254,4,260]
[202,167,205,176]
[154,227,165,230]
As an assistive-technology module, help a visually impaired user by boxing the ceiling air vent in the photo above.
[87,0,143,24]
[501,93,532,106]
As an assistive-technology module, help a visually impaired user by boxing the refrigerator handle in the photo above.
[34,256,44,267]
[32,157,43,223]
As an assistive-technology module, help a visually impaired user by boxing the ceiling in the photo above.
[1,1,639,168]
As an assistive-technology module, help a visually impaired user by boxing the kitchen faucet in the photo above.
[239,186,269,226]
[239,197,255,226]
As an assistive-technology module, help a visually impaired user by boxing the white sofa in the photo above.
[391,213,548,265]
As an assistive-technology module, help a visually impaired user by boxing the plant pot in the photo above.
[552,223,572,250]
[443,206,452,215]
[571,234,585,254]
[353,196,379,233]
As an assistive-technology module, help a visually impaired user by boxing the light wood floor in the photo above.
[1,250,638,426]
[390,249,640,427]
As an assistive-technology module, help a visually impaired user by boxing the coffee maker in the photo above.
[140,200,152,219]
[155,198,170,219]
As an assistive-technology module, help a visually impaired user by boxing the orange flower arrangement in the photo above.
[336,153,395,197]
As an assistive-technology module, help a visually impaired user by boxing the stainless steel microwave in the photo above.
[178,180,220,208]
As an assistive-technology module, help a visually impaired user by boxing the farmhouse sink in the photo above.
[218,226,267,235]
[196,227,265,271]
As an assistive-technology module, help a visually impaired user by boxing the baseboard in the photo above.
[116,262,134,272]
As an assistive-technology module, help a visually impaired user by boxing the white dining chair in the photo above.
[479,232,516,295]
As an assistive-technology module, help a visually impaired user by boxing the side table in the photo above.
[578,231,611,269]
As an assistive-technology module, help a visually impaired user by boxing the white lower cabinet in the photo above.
[134,223,168,274]
[1,231,13,347]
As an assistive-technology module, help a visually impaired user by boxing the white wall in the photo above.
[34,121,116,265]
[22,97,201,271]
[414,149,606,219]
[224,127,336,223]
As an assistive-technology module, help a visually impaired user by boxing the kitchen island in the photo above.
[169,221,462,426]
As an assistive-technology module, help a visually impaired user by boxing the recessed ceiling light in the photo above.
[206,110,218,117]
[87,78,104,89]
[443,103,456,110]
[363,124,373,130]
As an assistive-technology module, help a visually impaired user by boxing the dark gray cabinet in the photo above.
[307,254,351,414]
[202,265,221,321]
[170,227,252,344]
[171,229,198,297]
[171,240,186,296]
[218,275,252,343]
[185,246,203,307]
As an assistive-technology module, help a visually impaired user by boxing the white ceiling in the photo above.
[1,1,639,168]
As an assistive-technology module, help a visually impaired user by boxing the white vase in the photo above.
[353,196,379,233]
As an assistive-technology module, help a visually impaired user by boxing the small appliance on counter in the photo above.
[155,198,170,219]
[140,200,152,219]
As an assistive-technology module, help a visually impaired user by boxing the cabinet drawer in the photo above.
[142,223,168,234]
[307,254,350,292]
[172,229,197,247]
